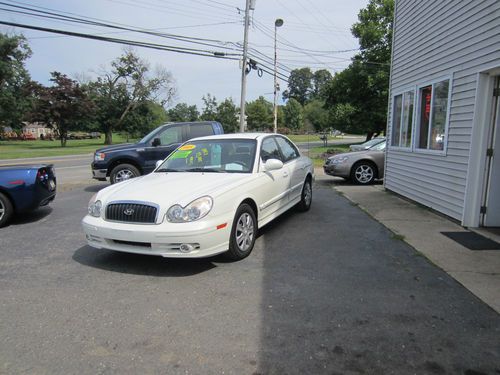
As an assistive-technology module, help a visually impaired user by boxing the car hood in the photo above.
[96,171,254,207]
[94,142,142,153]
[328,150,379,159]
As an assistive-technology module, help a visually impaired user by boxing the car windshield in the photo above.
[156,139,257,173]
[369,141,386,151]
[361,137,385,148]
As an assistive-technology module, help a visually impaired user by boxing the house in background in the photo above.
[385,0,500,228]
[22,123,54,139]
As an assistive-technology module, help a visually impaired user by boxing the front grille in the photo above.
[105,202,158,224]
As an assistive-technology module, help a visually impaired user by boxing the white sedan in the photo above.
[82,133,314,260]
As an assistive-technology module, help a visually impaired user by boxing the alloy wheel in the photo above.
[115,169,135,182]
[303,181,312,206]
[235,212,255,252]
[355,165,374,184]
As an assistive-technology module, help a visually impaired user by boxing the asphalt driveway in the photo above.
[0,183,498,374]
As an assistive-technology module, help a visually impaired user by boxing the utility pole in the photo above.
[273,18,283,134]
[239,0,253,132]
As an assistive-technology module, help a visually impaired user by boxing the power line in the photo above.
[104,0,239,23]
[0,2,244,53]
[25,21,242,40]
[0,20,241,59]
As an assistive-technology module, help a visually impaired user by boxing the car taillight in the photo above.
[37,169,49,182]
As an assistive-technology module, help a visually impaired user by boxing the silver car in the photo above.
[349,137,386,151]
[323,141,386,184]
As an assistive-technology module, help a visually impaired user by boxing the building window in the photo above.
[391,91,414,148]
[416,79,450,151]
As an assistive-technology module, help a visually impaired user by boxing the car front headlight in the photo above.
[88,194,102,217]
[94,152,106,161]
[328,156,349,165]
[166,196,213,223]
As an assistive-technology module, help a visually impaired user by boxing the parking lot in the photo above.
[1,181,499,374]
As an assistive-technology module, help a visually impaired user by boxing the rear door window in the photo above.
[189,124,214,139]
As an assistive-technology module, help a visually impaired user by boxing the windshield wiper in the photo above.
[156,168,182,172]
[185,168,222,173]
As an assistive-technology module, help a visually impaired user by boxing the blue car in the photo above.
[0,164,56,227]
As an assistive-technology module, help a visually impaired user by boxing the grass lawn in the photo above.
[0,134,136,159]
[305,144,352,167]
[287,134,347,143]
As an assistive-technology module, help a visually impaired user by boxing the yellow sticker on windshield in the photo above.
[179,144,196,151]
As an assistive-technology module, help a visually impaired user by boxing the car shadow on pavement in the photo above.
[84,184,109,193]
[8,206,53,226]
[72,246,217,277]
[316,177,383,188]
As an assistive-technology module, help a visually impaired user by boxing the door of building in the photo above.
[481,76,500,227]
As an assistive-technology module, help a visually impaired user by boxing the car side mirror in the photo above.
[155,160,163,169]
[152,138,161,147]
[264,158,283,171]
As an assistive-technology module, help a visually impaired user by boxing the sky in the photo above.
[0,0,368,109]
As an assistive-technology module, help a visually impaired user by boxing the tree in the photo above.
[246,96,273,131]
[121,101,168,140]
[324,0,393,140]
[0,33,33,130]
[304,99,329,132]
[200,93,218,121]
[215,98,238,133]
[282,67,313,105]
[31,72,94,147]
[351,0,393,64]
[283,98,304,131]
[312,69,332,100]
[89,49,176,144]
[167,103,199,122]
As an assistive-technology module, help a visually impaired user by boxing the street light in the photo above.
[273,18,283,134]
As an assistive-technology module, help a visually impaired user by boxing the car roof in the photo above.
[188,132,282,142]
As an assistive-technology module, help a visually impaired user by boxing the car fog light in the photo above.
[179,243,194,253]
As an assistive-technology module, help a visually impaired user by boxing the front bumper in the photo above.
[91,161,108,180]
[323,162,350,178]
[82,213,232,258]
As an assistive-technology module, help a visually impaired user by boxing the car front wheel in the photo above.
[110,164,140,184]
[351,162,376,184]
[226,203,257,260]
[0,192,14,228]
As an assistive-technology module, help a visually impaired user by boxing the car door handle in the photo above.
[283,171,289,178]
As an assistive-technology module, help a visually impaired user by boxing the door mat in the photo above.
[441,231,500,250]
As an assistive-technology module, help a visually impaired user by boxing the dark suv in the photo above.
[92,121,224,184]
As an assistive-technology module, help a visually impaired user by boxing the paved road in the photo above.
[0,182,498,374]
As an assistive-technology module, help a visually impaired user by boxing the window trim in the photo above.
[389,87,416,152]
[413,75,453,156]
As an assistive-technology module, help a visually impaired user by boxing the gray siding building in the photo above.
[385,0,500,227]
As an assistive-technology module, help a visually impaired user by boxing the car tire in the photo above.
[225,203,257,261]
[0,192,14,228]
[296,178,312,212]
[351,161,377,185]
[110,164,140,184]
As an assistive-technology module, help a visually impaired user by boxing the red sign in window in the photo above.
[423,86,432,121]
